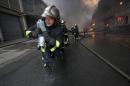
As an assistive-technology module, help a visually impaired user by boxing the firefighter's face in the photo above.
[45,16,55,27]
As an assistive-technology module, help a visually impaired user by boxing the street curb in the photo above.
[80,39,130,81]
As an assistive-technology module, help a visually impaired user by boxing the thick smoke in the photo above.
[42,0,100,30]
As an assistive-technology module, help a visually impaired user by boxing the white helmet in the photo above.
[61,20,65,24]
[41,5,60,20]
[75,24,77,26]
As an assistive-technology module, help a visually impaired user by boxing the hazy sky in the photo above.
[42,0,100,29]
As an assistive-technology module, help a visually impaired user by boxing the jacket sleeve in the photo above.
[50,29,63,52]
[55,29,63,47]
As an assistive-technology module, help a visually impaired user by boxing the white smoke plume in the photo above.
[42,0,100,30]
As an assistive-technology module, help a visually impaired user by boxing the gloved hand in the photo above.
[25,30,31,38]
[37,19,56,46]
[36,19,57,49]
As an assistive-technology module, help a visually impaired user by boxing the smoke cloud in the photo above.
[42,0,100,30]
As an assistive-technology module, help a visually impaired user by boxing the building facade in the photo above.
[0,0,46,43]
[92,0,130,32]
[0,0,24,42]
[22,0,46,28]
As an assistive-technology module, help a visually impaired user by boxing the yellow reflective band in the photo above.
[41,47,45,53]
[50,47,56,52]
[50,40,60,52]
[25,31,31,37]
[56,40,60,48]
[67,38,69,42]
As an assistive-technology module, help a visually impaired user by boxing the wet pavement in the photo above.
[81,33,130,77]
[106,33,130,49]
[0,40,36,69]
[0,37,129,86]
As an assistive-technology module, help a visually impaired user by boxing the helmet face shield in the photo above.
[41,5,60,20]
[42,6,52,17]
[42,11,51,18]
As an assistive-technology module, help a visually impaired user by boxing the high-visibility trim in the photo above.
[50,40,60,52]
[50,47,56,52]
[25,31,31,37]
[67,38,69,42]
[56,40,60,48]
[41,47,45,53]
[64,33,68,35]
